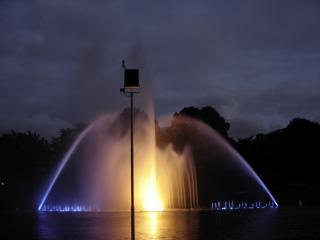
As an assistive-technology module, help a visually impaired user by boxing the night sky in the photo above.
[1,0,320,138]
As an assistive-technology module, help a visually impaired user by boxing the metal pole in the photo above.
[130,92,135,240]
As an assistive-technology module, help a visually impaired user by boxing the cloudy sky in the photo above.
[1,0,320,138]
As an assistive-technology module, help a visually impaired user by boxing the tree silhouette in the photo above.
[174,106,230,137]
[237,118,320,205]
[0,131,51,210]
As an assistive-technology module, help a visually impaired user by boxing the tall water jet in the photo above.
[38,107,198,211]
[38,86,277,211]
[39,106,278,212]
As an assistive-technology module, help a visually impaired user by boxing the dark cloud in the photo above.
[1,0,320,138]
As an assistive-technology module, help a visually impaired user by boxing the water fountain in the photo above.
[38,86,278,212]
[38,108,199,212]
[38,109,278,212]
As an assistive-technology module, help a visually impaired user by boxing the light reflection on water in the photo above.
[144,212,159,239]
[2,208,320,240]
[37,210,277,240]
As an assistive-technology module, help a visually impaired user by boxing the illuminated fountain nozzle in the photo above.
[142,186,164,212]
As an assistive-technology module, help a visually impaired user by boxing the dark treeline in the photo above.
[0,124,86,211]
[237,118,320,205]
[0,106,319,211]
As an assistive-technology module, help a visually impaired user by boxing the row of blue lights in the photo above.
[39,205,101,212]
[211,201,278,210]
[39,201,278,212]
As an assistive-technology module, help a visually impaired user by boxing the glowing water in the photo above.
[38,123,95,211]
[38,110,198,211]
[38,107,277,211]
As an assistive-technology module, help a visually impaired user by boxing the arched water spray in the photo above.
[38,115,113,211]
[38,112,278,211]
[162,115,278,208]
[38,124,94,211]
[224,144,278,207]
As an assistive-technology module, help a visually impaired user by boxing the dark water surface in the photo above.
[1,207,320,240]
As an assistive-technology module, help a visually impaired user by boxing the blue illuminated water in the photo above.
[38,122,96,211]
[1,208,319,240]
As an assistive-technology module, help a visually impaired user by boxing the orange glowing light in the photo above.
[139,174,164,212]
[142,185,164,212]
